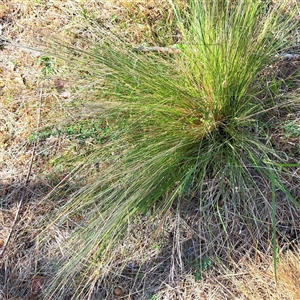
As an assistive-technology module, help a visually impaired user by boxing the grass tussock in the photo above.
[36,1,300,298]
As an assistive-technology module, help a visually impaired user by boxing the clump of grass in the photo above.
[40,1,300,298]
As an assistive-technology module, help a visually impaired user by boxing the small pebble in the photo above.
[113,286,124,297]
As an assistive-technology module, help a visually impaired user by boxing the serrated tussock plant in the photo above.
[42,1,300,298]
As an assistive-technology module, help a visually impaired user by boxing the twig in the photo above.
[133,45,181,54]
[0,88,43,261]
[133,45,300,60]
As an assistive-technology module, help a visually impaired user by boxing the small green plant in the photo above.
[40,1,300,299]
[283,121,300,138]
[40,55,57,77]
[193,256,212,281]
[28,126,55,143]
[148,292,161,300]
[29,118,111,144]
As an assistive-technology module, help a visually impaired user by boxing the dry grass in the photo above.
[224,250,300,300]
[0,0,300,299]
